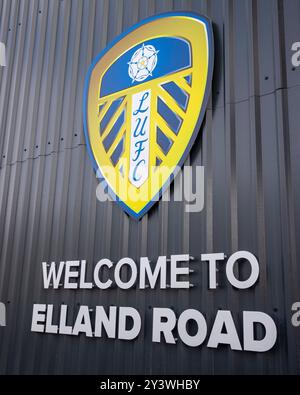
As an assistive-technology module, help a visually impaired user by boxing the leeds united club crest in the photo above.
[83,12,214,219]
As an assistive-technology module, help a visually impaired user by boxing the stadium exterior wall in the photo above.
[0,0,299,374]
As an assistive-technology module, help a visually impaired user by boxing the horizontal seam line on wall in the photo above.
[0,84,299,167]
[0,143,87,171]
[207,83,300,110]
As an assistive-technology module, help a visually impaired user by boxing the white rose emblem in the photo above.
[128,44,159,83]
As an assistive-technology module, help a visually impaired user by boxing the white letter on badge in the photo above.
[129,90,151,187]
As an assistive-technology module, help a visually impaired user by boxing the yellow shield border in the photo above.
[83,12,214,219]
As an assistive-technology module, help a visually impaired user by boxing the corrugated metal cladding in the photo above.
[0,0,299,375]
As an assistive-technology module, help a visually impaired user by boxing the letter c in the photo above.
[133,159,146,182]
[93,259,113,289]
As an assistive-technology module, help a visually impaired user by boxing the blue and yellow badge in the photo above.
[83,12,214,219]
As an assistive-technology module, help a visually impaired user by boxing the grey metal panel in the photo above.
[0,0,299,374]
